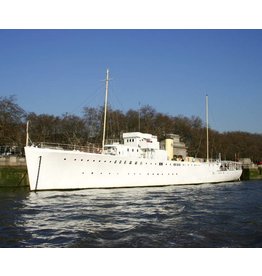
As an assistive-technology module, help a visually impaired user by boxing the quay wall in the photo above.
[0,157,29,187]
[241,167,262,181]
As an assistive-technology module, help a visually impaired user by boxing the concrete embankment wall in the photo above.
[0,157,29,187]
[241,167,262,181]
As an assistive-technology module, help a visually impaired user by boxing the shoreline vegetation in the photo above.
[1,96,262,161]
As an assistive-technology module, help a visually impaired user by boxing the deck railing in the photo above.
[34,142,102,154]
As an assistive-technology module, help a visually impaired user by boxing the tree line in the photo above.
[0,95,261,161]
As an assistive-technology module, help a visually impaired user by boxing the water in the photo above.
[0,180,262,248]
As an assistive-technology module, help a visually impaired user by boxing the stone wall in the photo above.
[0,156,26,167]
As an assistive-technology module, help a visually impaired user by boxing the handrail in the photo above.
[32,142,102,154]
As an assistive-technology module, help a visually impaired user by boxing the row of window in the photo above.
[126,139,135,142]
[127,148,139,152]
[81,171,179,176]
[64,157,199,167]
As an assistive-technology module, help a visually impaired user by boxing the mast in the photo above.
[102,69,109,152]
[138,101,141,132]
[206,94,209,163]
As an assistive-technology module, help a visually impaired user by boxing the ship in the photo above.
[24,70,242,191]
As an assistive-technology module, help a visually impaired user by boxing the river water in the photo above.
[0,180,262,248]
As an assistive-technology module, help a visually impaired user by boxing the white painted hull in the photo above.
[25,146,243,191]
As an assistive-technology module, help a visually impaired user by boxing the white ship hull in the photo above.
[25,146,242,191]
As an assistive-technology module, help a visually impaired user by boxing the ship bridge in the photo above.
[104,132,167,161]
[123,132,159,150]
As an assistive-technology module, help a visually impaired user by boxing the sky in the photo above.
[0,29,262,134]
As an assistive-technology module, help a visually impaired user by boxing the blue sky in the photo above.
[0,29,262,134]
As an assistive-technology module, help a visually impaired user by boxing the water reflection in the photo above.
[1,181,262,247]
